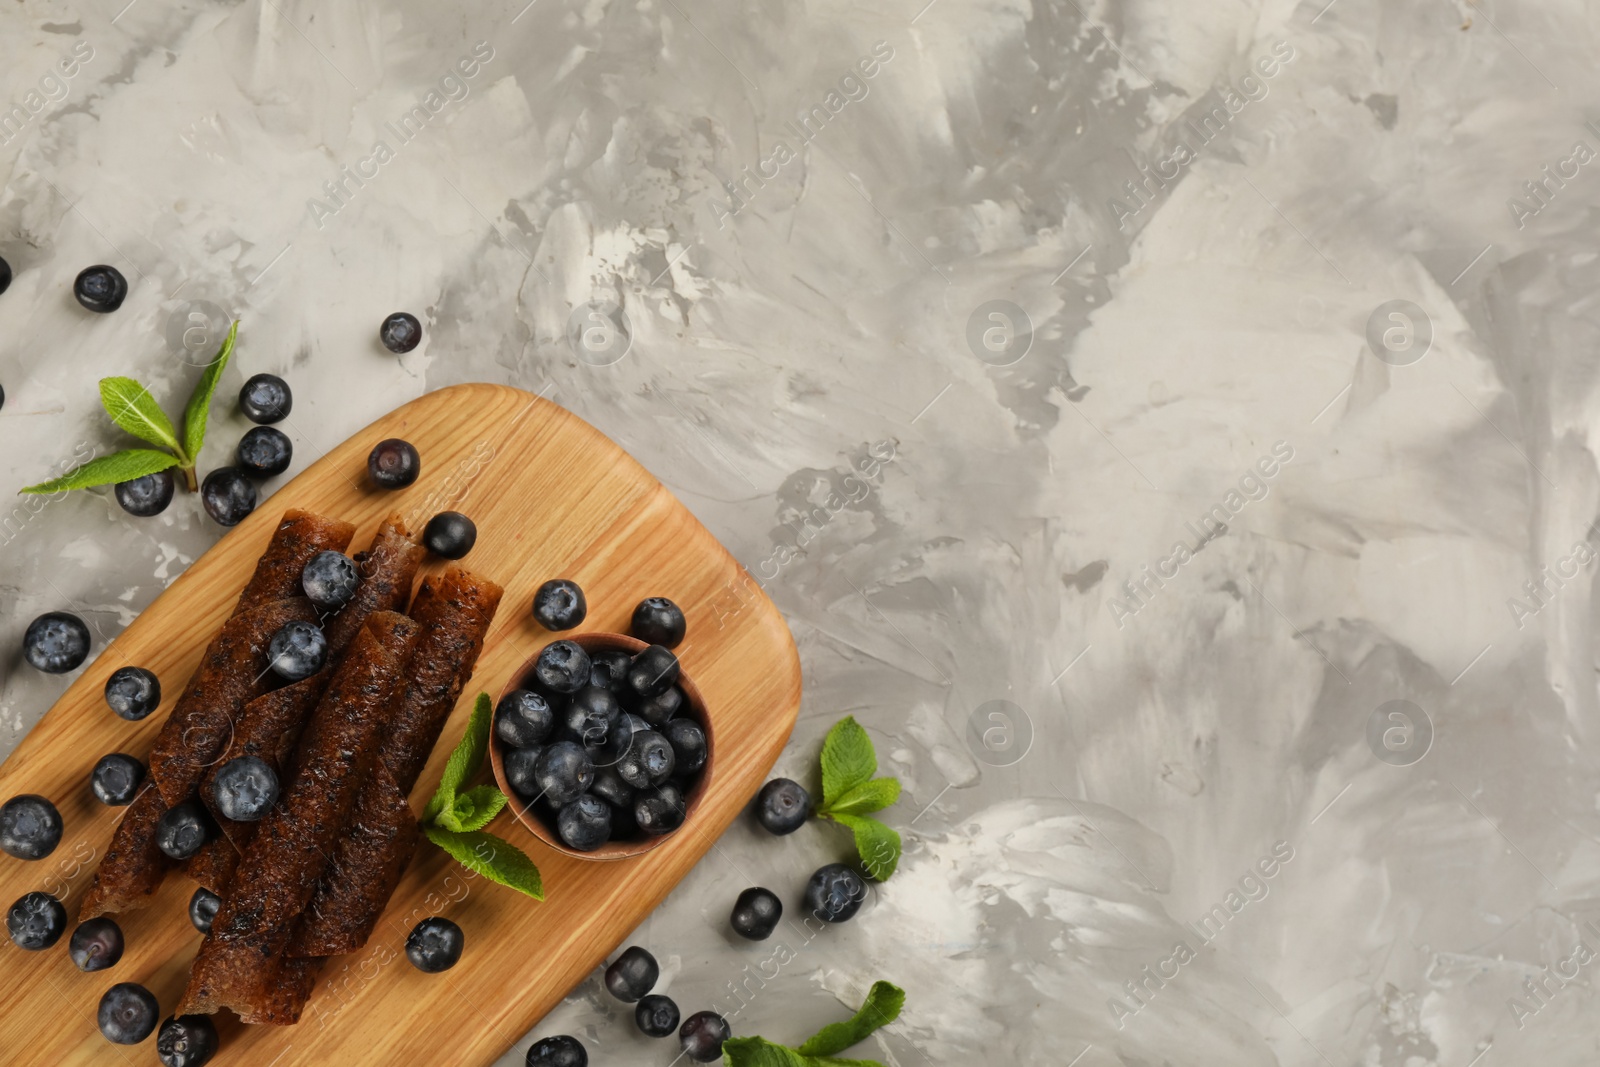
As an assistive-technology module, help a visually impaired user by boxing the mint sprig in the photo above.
[20,320,238,495]
[722,980,906,1067]
[422,693,543,900]
[814,717,902,881]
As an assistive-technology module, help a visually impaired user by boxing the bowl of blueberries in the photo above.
[490,592,711,860]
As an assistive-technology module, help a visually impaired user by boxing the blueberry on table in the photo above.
[156,800,213,861]
[531,579,586,631]
[603,945,659,1002]
[115,469,175,517]
[804,863,867,924]
[7,891,66,949]
[188,888,221,934]
[496,690,555,749]
[556,794,611,851]
[616,730,674,789]
[211,756,279,822]
[69,916,125,971]
[587,648,633,691]
[562,686,620,749]
[635,685,683,725]
[663,718,707,777]
[755,778,808,835]
[635,784,686,836]
[0,794,62,859]
[626,644,680,700]
[679,1011,731,1062]
[157,1014,219,1067]
[379,311,422,353]
[267,620,327,681]
[23,611,90,674]
[729,887,782,941]
[236,426,292,477]
[74,264,128,313]
[91,753,147,806]
[534,640,591,694]
[630,597,686,648]
[200,467,257,527]
[590,765,637,813]
[405,916,464,973]
[525,1035,587,1067]
[301,550,359,610]
[0,254,10,295]
[502,745,543,799]
[105,665,161,720]
[238,373,292,424]
[423,511,476,559]
[98,982,159,1044]
[534,741,593,806]
[367,437,420,489]
[636,994,680,1038]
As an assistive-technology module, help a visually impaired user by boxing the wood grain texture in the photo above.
[0,383,800,1066]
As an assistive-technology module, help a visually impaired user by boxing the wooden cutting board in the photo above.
[0,383,801,1066]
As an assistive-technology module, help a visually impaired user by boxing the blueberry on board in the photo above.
[91,753,147,806]
[367,438,420,489]
[105,666,161,720]
[7,891,66,949]
[533,741,593,806]
[626,645,680,700]
[616,731,674,790]
[210,756,279,822]
[502,745,543,799]
[804,863,867,924]
[534,640,591,695]
[69,916,125,971]
[24,611,90,673]
[238,373,292,424]
[74,264,127,313]
[587,648,633,691]
[679,1011,731,1062]
[496,690,555,749]
[635,685,683,726]
[525,1035,587,1067]
[405,916,464,973]
[0,254,10,295]
[729,887,782,941]
[562,686,620,750]
[156,800,213,861]
[603,945,659,1002]
[200,467,257,527]
[754,777,808,835]
[236,426,292,478]
[590,766,637,814]
[157,1014,219,1067]
[301,550,359,610]
[630,597,686,648]
[636,994,680,1038]
[556,795,611,851]
[267,620,326,681]
[634,784,686,836]
[98,982,159,1044]
[115,469,175,517]
[188,888,220,934]
[531,579,586,631]
[663,718,707,777]
[379,311,422,353]
[423,511,476,559]
[0,794,62,859]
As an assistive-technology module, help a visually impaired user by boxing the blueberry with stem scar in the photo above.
[636,994,680,1037]
[210,756,279,821]
[105,666,161,720]
[156,1014,219,1067]
[267,620,326,681]
[98,982,159,1044]
[630,597,686,648]
[188,888,220,934]
[156,801,213,861]
[557,795,611,851]
[115,469,175,517]
[0,794,62,859]
[534,640,590,695]
[69,916,125,971]
[91,753,146,806]
[754,777,808,835]
[379,312,422,353]
[236,426,292,477]
[367,438,420,489]
[495,690,555,749]
[405,916,464,973]
[7,891,66,949]
[238,373,292,424]
[23,612,90,674]
[200,467,256,527]
[74,265,127,313]
[301,550,359,611]
[531,579,586,631]
[804,863,867,923]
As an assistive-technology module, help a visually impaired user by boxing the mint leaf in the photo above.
[98,377,184,456]
[820,716,876,805]
[20,449,181,494]
[826,778,900,817]
[424,826,543,900]
[797,981,905,1057]
[181,320,237,461]
[438,784,508,833]
[423,692,493,823]
[721,1038,808,1067]
[831,814,900,881]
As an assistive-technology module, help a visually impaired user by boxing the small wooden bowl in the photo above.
[490,632,714,861]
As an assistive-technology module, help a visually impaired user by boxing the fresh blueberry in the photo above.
[23,611,91,673]
[69,916,125,971]
[210,755,279,821]
[423,511,476,559]
[157,1014,219,1067]
[0,794,62,859]
[98,982,159,1044]
[188,888,220,934]
[7,891,66,949]
[367,438,420,489]
[627,645,680,700]
[663,718,707,777]
[379,312,422,353]
[636,994,680,1038]
[115,469,175,517]
[105,666,161,720]
[604,945,659,1002]
[531,579,586,631]
[502,745,544,799]
[729,887,782,941]
[534,741,593,806]
[600,712,649,766]
[755,778,808,835]
[636,686,683,725]
[804,863,867,924]
[238,373,292,424]
[301,550,360,610]
[590,766,637,814]
[557,795,611,851]
[0,255,10,295]
[267,620,327,681]
[496,690,555,749]
[679,1011,731,1062]
[525,1035,587,1067]
[630,597,686,648]
[562,686,620,750]
[237,426,292,478]
[91,753,146,806]
[156,800,213,861]
[635,783,685,836]
[200,467,257,527]
[616,731,674,790]
[74,265,128,313]
[587,648,633,691]
[534,640,591,695]
[405,916,464,973]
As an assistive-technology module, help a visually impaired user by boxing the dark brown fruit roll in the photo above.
[78,786,169,919]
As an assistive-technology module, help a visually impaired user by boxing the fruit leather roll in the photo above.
[78,786,169,920]
[288,568,503,957]
[180,610,421,1022]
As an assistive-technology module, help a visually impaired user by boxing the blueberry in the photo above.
[105,666,161,720]
[534,741,593,806]
[587,649,633,691]
[188,888,220,934]
[590,766,637,813]
[616,731,674,789]
[157,1014,219,1067]
[115,469,175,517]
[91,753,146,805]
[301,550,359,610]
[636,685,683,725]
[729,887,782,941]
[98,982,159,1044]
[405,916,464,973]
[156,800,213,861]
[557,795,611,851]
[69,916,125,971]
[600,712,649,765]
[604,945,659,1002]
[526,1035,587,1067]
[679,1011,730,1062]
[635,783,686,836]
[368,438,420,489]
[534,640,591,695]
[503,745,544,799]
[267,620,327,681]
[562,686,620,749]
[210,755,279,821]
[0,255,10,295]
[74,264,128,313]
[200,467,257,527]
[663,718,707,777]
[238,373,292,424]
[804,863,867,923]
[23,611,90,673]
[630,597,686,648]
[636,994,680,1038]
[755,778,809,835]
[7,891,66,949]
[0,794,62,859]
[496,690,555,749]
[627,645,680,700]
[236,426,292,477]
[423,511,476,559]
[531,579,586,631]
[379,311,422,353]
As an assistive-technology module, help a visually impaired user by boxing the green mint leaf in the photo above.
[181,319,237,461]
[824,777,900,817]
[796,981,906,1057]
[98,377,184,456]
[20,449,181,494]
[820,716,876,806]
[423,825,544,900]
[720,1037,809,1067]
[423,692,493,823]
[438,784,507,833]
[831,813,901,881]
